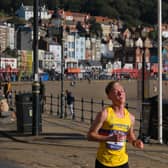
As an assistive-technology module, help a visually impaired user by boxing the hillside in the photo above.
[0,0,168,26]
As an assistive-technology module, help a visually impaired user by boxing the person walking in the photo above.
[66,90,75,119]
[87,81,144,168]
[4,81,12,98]
[3,80,12,105]
[39,79,46,113]
[0,82,4,97]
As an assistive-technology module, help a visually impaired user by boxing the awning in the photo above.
[112,68,139,74]
[67,68,81,73]
[0,68,18,73]
[112,68,140,78]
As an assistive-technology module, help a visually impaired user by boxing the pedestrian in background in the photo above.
[3,80,12,105]
[0,82,4,97]
[40,79,46,113]
[66,90,75,119]
[87,81,144,168]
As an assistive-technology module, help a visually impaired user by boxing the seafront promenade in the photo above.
[0,80,168,168]
[0,114,168,168]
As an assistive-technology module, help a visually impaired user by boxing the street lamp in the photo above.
[0,45,1,69]
[139,45,148,141]
[50,9,65,118]
[158,0,163,144]
[135,37,148,141]
[32,0,41,136]
[60,23,64,118]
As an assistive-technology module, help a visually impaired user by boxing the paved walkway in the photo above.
[0,114,168,168]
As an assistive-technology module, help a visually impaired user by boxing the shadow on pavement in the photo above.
[0,130,86,141]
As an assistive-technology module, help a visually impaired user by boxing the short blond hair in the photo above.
[105,81,119,95]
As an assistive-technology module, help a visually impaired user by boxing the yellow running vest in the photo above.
[96,107,131,167]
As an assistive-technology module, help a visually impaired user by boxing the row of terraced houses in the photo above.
[0,3,168,81]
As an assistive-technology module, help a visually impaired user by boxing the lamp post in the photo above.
[60,25,64,118]
[32,0,41,136]
[139,46,146,140]
[158,0,163,144]
[136,45,145,140]
[51,9,64,118]
[142,50,145,103]
[135,37,148,141]
[0,45,1,70]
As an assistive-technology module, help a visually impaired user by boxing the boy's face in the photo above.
[108,83,126,105]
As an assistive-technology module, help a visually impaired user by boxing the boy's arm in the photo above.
[87,109,110,142]
[127,113,144,149]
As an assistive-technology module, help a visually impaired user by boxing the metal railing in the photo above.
[44,94,134,125]
[11,91,135,126]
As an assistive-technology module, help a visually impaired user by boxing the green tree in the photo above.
[4,47,18,58]
[0,0,168,26]
[82,0,106,16]
[162,1,168,23]
[11,0,21,14]
[148,30,158,41]
[22,0,33,6]
[0,0,12,13]
[46,0,60,10]
[138,0,157,25]
[89,17,102,37]
[76,21,87,36]
[63,0,84,12]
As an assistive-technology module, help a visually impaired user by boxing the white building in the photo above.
[0,24,15,51]
[15,3,51,21]
[75,34,85,60]
[8,25,15,50]
[49,44,62,72]
[0,57,17,69]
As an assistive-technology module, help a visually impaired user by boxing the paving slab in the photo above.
[0,114,168,168]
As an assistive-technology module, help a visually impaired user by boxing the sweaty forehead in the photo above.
[112,83,123,90]
[113,82,121,87]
